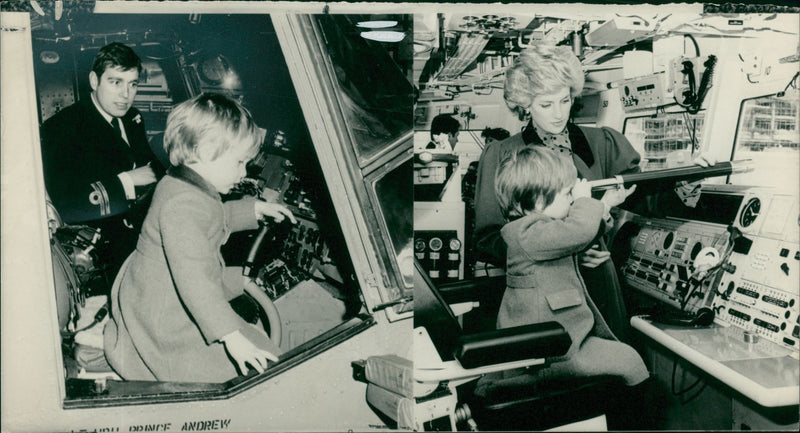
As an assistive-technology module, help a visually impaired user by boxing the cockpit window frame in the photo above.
[312,14,414,169]
[62,316,374,409]
[728,89,799,188]
[622,108,707,172]
[274,14,413,311]
[363,146,414,303]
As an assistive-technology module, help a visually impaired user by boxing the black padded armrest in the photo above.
[454,321,571,369]
[436,276,505,305]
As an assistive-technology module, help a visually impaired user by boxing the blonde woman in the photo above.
[474,45,641,341]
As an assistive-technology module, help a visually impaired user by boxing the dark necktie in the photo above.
[111,117,124,140]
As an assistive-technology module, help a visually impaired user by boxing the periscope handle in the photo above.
[588,160,752,191]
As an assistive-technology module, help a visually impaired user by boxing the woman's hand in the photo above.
[692,152,717,167]
[600,184,637,209]
[673,152,717,206]
[579,244,611,268]
[221,329,279,375]
[255,201,296,224]
[666,150,717,168]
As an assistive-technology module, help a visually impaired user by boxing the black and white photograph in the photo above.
[1,1,798,432]
[411,3,798,431]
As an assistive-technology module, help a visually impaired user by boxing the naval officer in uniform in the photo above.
[40,42,164,290]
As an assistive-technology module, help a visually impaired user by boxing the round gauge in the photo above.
[40,50,60,64]
[663,232,674,250]
[448,238,462,251]
[739,197,761,228]
[690,242,703,260]
[726,281,735,298]
[429,237,443,252]
[414,239,427,252]
[199,55,231,85]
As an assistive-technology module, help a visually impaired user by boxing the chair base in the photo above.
[460,374,624,431]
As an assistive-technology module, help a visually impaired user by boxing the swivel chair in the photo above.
[413,259,627,431]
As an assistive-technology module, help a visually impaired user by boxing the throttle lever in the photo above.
[243,222,271,276]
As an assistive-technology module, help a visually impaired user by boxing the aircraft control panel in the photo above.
[615,186,799,352]
[225,130,345,300]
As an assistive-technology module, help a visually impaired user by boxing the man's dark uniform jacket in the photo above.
[40,98,163,275]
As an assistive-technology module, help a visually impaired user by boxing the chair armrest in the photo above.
[455,321,571,369]
[436,276,505,305]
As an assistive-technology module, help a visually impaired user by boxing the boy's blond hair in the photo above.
[495,146,576,220]
[164,93,262,166]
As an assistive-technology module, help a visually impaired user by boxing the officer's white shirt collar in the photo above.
[90,91,116,124]
[91,92,129,144]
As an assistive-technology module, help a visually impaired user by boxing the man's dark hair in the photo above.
[91,42,142,78]
[430,114,460,138]
[481,127,511,142]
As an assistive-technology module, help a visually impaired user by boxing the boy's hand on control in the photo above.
[255,202,296,224]
[221,329,279,375]
[572,178,591,199]
[601,184,636,208]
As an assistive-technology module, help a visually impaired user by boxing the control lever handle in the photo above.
[588,160,752,191]
[243,222,271,276]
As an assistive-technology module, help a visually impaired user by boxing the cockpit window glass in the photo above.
[623,111,706,171]
[372,157,414,293]
[730,88,799,188]
[314,15,414,167]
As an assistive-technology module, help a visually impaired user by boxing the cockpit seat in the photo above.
[64,253,278,381]
[413,258,626,431]
[71,295,115,375]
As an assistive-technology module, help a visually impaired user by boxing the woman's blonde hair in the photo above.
[504,45,585,116]
[495,146,576,220]
[164,93,263,166]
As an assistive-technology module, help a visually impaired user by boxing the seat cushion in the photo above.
[464,372,625,431]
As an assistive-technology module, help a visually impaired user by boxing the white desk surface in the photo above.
[631,315,799,407]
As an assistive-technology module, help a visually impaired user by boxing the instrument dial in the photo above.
[199,54,230,84]
[690,242,703,261]
[663,232,674,249]
[739,197,761,228]
[429,237,443,252]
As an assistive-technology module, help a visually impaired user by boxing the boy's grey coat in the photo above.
[499,197,649,385]
[474,123,642,341]
[105,166,263,382]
